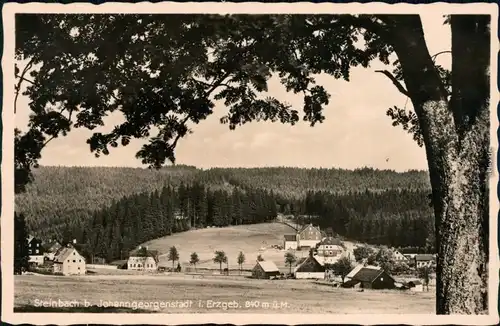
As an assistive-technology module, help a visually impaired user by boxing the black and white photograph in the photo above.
[2,2,499,325]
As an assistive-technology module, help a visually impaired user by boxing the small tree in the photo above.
[284,252,297,275]
[257,254,264,262]
[237,251,245,274]
[418,266,432,292]
[168,246,179,271]
[213,251,227,274]
[14,212,29,274]
[331,256,354,283]
[176,262,182,272]
[190,252,199,272]
[373,247,396,273]
[353,246,374,263]
[392,262,411,275]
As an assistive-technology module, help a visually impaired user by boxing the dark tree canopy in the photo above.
[14,14,450,191]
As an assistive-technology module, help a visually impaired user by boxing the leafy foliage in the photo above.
[14,212,30,274]
[353,245,375,263]
[284,251,297,274]
[237,251,245,273]
[168,246,179,270]
[189,252,200,271]
[213,250,227,274]
[14,13,447,193]
[331,256,354,283]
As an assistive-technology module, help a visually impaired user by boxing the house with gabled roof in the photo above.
[316,237,344,257]
[53,245,86,275]
[43,239,63,261]
[27,235,45,266]
[252,260,281,279]
[283,234,298,250]
[344,266,396,289]
[415,254,436,268]
[127,247,159,271]
[297,224,322,249]
[294,255,326,279]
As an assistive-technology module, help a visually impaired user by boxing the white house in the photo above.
[127,247,159,271]
[297,224,322,248]
[408,280,424,292]
[283,234,298,250]
[53,246,86,275]
[415,254,435,268]
[393,250,408,262]
[316,237,344,257]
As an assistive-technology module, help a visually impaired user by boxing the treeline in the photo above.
[77,182,278,262]
[16,165,430,237]
[287,189,435,250]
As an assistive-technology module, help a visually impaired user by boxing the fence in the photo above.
[87,264,118,270]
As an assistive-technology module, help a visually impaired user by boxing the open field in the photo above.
[141,222,358,271]
[14,274,435,314]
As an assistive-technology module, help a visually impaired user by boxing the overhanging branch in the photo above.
[375,70,410,97]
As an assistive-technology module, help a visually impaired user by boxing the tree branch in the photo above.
[14,58,35,114]
[375,69,410,97]
[431,50,452,62]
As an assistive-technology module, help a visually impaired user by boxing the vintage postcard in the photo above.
[2,1,499,325]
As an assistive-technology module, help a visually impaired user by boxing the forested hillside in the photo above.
[15,165,433,261]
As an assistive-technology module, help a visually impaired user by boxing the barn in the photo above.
[294,256,325,279]
[252,261,281,279]
[348,267,396,290]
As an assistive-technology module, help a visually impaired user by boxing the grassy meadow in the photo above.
[14,273,435,314]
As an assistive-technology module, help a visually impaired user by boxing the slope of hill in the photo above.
[15,165,431,247]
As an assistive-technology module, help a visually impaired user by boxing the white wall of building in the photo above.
[295,272,325,279]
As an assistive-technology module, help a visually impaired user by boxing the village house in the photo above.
[53,245,86,275]
[297,224,322,249]
[283,234,298,250]
[294,255,325,279]
[344,266,396,290]
[414,254,436,268]
[407,280,424,292]
[252,260,281,279]
[344,264,380,281]
[42,239,62,261]
[392,249,408,262]
[127,247,159,271]
[316,237,344,257]
[283,224,323,250]
[27,236,44,266]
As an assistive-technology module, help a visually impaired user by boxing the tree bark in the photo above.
[388,15,490,314]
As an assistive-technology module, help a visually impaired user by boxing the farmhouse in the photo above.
[252,260,281,279]
[53,246,86,275]
[294,255,325,279]
[344,264,380,281]
[127,247,159,271]
[283,234,298,250]
[392,250,408,261]
[407,280,424,292]
[297,224,322,249]
[346,266,396,290]
[316,237,344,257]
[415,254,435,268]
[27,236,44,266]
[43,240,62,261]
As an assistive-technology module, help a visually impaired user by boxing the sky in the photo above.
[14,14,451,172]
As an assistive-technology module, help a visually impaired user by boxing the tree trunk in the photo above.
[389,15,490,314]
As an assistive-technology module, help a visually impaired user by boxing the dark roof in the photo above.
[352,267,385,283]
[408,280,422,285]
[130,249,159,258]
[319,237,343,246]
[415,254,435,261]
[298,223,320,233]
[284,234,296,241]
[109,260,128,266]
[296,257,307,266]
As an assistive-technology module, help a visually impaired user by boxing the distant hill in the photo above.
[15,165,430,237]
